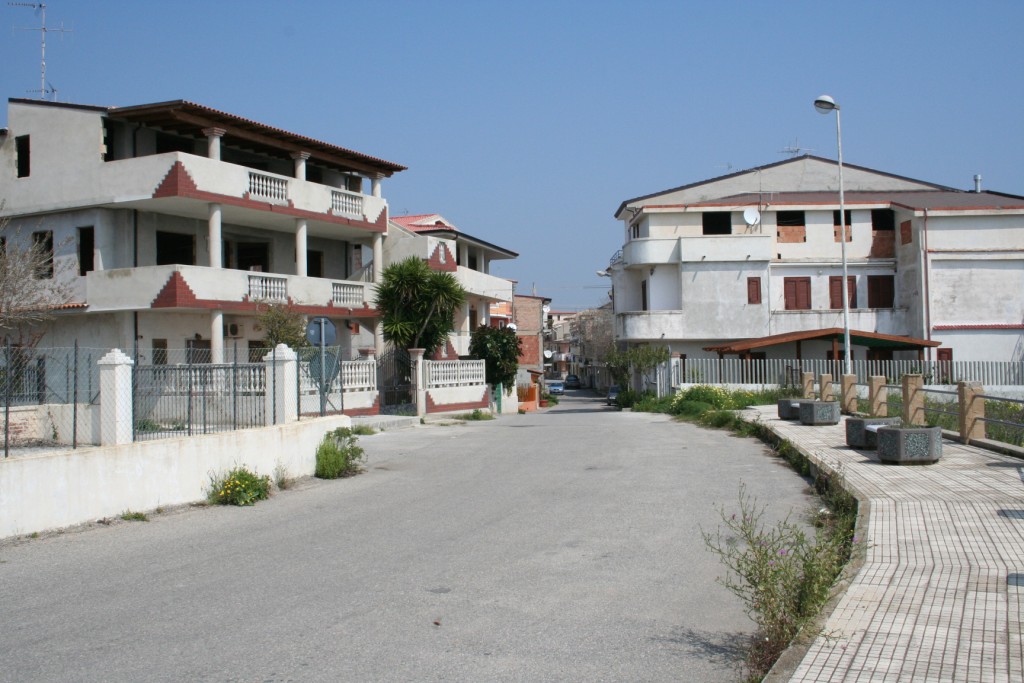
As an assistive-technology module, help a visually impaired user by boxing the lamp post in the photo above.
[814,94,852,376]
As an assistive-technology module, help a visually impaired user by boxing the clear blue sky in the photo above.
[3,0,1022,310]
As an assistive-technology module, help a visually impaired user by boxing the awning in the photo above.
[704,327,941,355]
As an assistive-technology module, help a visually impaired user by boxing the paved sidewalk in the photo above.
[743,406,1024,682]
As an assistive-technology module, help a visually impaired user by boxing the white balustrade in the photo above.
[425,360,486,388]
[248,171,289,204]
[332,282,365,306]
[248,275,288,301]
[332,189,364,216]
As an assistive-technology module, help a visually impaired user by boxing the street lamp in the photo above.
[815,94,852,376]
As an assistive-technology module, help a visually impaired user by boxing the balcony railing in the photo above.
[332,283,365,306]
[248,274,288,302]
[331,189,364,217]
[248,171,289,205]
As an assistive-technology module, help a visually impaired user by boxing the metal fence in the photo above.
[1,342,104,456]
[674,358,1024,388]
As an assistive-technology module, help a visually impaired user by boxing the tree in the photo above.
[374,256,466,356]
[605,345,670,390]
[0,207,75,342]
[469,325,522,394]
[256,302,309,349]
[571,304,615,365]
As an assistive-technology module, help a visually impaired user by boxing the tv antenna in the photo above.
[10,2,73,101]
[779,138,813,157]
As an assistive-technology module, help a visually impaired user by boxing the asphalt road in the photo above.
[0,391,813,682]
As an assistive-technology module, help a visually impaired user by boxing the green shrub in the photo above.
[700,409,740,430]
[542,393,560,405]
[670,400,713,417]
[615,388,649,408]
[350,424,377,436]
[120,510,148,522]
[457,409,493,421]
[210,466,271,506]
[633,393,674,413]
[678,384,732,409]
[315,427,366,479]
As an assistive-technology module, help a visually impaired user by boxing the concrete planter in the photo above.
[876,425,943,465]
[778,398,817,420]
[845,417,902,449]
[798,400,841,426]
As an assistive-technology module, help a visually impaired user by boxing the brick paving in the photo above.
[743,407,1024,682]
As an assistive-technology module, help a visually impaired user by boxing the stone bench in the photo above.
[877,425,943,465]
[798,400,841,426]
[845,416,902,449]
[778,398,817,420]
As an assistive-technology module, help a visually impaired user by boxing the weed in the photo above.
[351,424,377,436]
[120,510,149,522]
[273,462,294,490]
[209,466,271,506]
[314,427,366,479]
[456,409,493,421]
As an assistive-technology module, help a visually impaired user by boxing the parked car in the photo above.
[606,385,620,405]
[546,380,565,395]
[564,374,581,389]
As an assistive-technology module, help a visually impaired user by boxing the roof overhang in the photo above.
[703,327,942,355]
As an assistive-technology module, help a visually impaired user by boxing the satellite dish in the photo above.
[542,305,551,314]
[743,207,761,226]
[543,350,553,359]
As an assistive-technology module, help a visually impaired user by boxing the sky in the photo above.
[2,0,1022,311]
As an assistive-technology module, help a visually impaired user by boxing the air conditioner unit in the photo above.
[223,323,244,338]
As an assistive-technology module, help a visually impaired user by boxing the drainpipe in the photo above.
[921,209,932,360]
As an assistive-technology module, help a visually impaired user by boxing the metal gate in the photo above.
[377,347,415,415]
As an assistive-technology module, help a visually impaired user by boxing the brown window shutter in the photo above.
[867,275,895,308]
[830,276,856,309]
[747,277,761,304]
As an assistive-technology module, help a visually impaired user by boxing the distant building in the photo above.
[513,294,551,383]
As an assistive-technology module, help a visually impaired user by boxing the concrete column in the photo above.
[208,203,222,268]
[410,348,426,416]
[203,127,226,160]
[373,321,384,355]
[903,374,925,426]
[958,381,985,444]
[372,233,383,283]
[841,374,857,414]
[801,372,815,399]
[291,151,310,181]
[98,349,134,446]
[263,344,298,425]
[295,218,308,277]
[210,310,224,364]
[371,174,382,198]
[476,247,486,272]
[819,373,834,402]
[869,376,887,416]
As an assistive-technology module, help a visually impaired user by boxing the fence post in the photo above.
[98,349,134,446]
[958,381,985,444]
[263,344,297,425]
[840,374,857,414]
[903,374,925,425]
[801,372,815,399]
[869,376,887,416]
[409,348,427,417]
[819,373,834,402]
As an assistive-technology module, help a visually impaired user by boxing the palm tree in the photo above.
[374,256,467,356]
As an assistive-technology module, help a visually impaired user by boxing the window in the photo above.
[641,280,648,311]
[867,275,895,308]
[15,135,30,177]
[152,339,168,365]
[833,210,852,242]
[900,220,913,246]
[783,277,811,310]
[871,209,895,231]
[630,224,640,240]
[32,230,53,279]
[156,231,195,266]
[186,339,211,364]
[829,276,857,309]
[776,211,806,243]
[78,227,95,276]
[702,212,731,235]
[306,250,323,278]
[747,277,762,304]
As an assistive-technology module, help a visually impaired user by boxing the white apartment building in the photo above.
[387,214,516,357]
[0,98,406,361]
[610,155,1024,363]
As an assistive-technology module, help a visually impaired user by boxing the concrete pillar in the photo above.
[208,203,222,268]
[291,151,310,181]
[372,233,383,283]
[868,376,887,416]
[958,381,985,444]
[819,373,834,402]
[203,127,225,160]
[371,174,382,198]
[295,218,308,277]
[410,348,426,416]
[210,310,224,364]
[840,374,857,414]
[98,349,134,446]
[903,374,925,426]
[801,372,814,399]
[263,344,298,425]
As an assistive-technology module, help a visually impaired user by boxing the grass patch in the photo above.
[314,427,366,479]
[454,409,493,421]
[209,466,271,506]
[120,510,149,522]
[350,424,377,436]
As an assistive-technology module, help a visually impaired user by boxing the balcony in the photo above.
[616,311,688,341]
[86,265,374,312]
[621,235,773,269]
[456,266,513,302]
[770,307,911,336]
